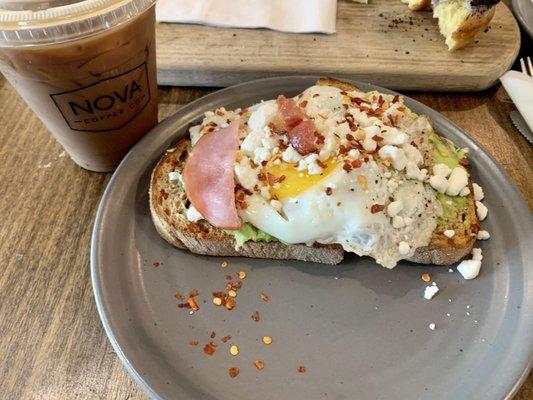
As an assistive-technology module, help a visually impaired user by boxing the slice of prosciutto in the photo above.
[183,121,242,230]
[277,95,304,128]
[288,120,317,155]
[276,95,318,155]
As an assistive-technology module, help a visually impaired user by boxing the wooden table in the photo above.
[0,77,531,399]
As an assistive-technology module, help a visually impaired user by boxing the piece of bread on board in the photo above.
[150,78,478,266]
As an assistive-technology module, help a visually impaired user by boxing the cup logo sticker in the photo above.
[50,63,151,132]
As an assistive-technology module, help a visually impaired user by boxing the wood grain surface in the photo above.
[0,76,531,399]
[156,0,520,91]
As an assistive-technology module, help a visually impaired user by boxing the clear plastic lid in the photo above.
[0,0,155,47]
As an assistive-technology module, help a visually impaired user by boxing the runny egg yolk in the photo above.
[263,159,338,200]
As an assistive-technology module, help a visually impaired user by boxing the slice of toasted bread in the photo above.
[150,79,478,266]
[149,139,345,265]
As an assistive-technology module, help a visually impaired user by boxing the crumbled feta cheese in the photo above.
[428,323,436,331]
[362,136,377,152]
[168,171,181,182]
[473,183,484,201]
[398,241,410,255]
[392,215,405,229]
[446,167,469,196]
[364,125,380,137]
[378,145,407,170]
[384,171,392,178]
[304,154,323,175]
[424,284,439,300]
[477,230,490,240]
[475,201,488,221]
[459,187,471,197]
[405,161,427,181]
[433,163,452,177]
[186,205,204,222]
[457,260,482,280]
[381,126,408,146]
[253,147,271,165]
[472,248,483,261]
[403,216,413,226]
[282,145,303,163]
[234,156,259,191]
[387,200,403,217]
[443,229,455,238]
[429,175,448,194]
[241,128,265,157]
[348,149,360,158]
[402,143,423,165]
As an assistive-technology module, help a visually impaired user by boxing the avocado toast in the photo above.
[150,78,483,267]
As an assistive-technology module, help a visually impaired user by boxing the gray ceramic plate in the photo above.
[91,77,533,400]
[513,0,533,39]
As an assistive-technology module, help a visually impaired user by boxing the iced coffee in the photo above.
[0,0,158,172]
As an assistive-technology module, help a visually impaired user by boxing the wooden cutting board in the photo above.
[155,0,520,91]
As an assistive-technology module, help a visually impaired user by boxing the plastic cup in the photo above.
[0,0,158,172]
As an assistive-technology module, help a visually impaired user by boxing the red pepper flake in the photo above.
[228,367,240,378]
[215,109,225,116]
[254,360,265,370]
[297,365,307,373]
[343,161,353,172]
[189,340,199,346]
[410,141,418,148]
[300,100,308,108]
[174,292,184,301]
[372,135,384,142]
[325,187,333,196]
[203,343,216,355]
[351,159,363,169]
[371,204,385,214]
[210,331,216,339]
[316,159,327,169]
[221,335,232,343]
[346,133,355,142]
[260,292,270,302]
[392,94,400,103]
[188,297,199,311]
[251,311,261,322]
[314,132,325,145]
[189,289,199,297]
[152,261,160,268]
[226,297,236,310]
[266,172,276,186]
[338,145,350,155]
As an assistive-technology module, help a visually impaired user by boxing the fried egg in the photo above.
[232,84,442,268]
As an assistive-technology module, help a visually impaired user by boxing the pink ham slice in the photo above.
[276,95,318,155]
[183,121,242,230]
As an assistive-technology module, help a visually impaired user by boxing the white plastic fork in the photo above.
[520,57,532,77]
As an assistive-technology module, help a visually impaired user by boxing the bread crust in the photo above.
[149,140,344,265]
[150,79,479,266]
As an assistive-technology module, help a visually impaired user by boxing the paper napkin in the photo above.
[156,0,338,34]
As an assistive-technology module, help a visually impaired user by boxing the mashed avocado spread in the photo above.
[225,223,278,250]
[429,133,470,225]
